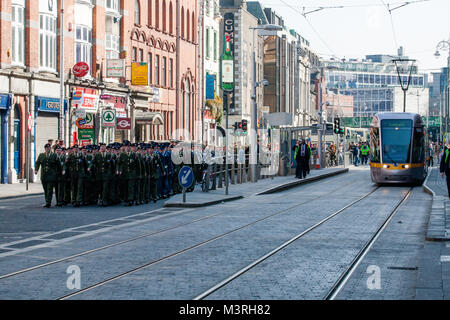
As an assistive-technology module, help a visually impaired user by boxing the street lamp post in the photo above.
[59,0,65,142]
[250,24,283,182]
[435,39,450,141]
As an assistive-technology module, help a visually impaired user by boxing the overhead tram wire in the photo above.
[380,0,400,51]
[379,0,431,53]
[264,0,431,10]
[278,0,339,59]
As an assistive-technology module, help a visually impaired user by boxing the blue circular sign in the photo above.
[178,166,194,188]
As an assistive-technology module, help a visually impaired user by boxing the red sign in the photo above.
[116,118,132,130]
[73,62,90,78]
[28,114,33,131]
[80,139,92,147]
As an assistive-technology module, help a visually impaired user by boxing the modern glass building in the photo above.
[321,52,426,120]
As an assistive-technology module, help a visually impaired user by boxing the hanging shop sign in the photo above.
[102,109,116,128]
[116,118,132,130]
[73,62,90,78]
[131,62,149,86]
[76,113,95,130]
[73,87,99,112]
[106,59,125,78]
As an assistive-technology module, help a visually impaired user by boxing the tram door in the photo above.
[13,119,21,175]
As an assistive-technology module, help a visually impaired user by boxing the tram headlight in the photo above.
[383,165,388,169]
[405,165,409,169]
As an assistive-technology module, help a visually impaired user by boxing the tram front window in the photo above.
[381,119,412,164]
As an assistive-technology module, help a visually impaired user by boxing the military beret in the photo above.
[44,143,51,148]
[73,144,79,148]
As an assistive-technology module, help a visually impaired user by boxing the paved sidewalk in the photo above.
[164,167,349,208]
[423,167,450,241]
[0,182,43,200]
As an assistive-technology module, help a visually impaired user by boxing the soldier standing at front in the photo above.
[67,145,87,207]
[54,146,66,207]
[35,143,59,208]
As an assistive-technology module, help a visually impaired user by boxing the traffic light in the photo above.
[334,118,340,134]
[241,120,248,135]
[236,121,243,136]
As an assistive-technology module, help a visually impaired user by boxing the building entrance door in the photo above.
[14,119,21,176]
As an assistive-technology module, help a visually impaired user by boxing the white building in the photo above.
[202,0,222,145]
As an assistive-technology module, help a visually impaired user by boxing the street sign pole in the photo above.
[59,0,65,142]
[183,187,186,203]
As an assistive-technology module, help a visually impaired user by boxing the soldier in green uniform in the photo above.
[112,144,121,205]
[137,144,147,205]
[82,146,96,205]
[132,143,143,205]
[149,144,163,203]
[54,146,66,207]
[67,145,87,207]
[95,143,115,206]
[63,147,72,205]
[35,143,60,208]
[117,142,129,202]
[117,141,135,206]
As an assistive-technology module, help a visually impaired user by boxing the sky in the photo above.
[258,0,450,76]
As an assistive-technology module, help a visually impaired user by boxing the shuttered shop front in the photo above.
[35,97,66,155]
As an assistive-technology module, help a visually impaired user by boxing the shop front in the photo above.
[98,94,128,144]
[71,87,99,146]
[0,94,11,184]
[34,97,67,155]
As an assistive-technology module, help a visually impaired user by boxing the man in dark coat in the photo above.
[294,139,311,179]
[440,146,450,198]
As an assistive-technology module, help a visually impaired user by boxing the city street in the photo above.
[0,167,435,300]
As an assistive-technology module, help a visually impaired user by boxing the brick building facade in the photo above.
[0,0,199,184]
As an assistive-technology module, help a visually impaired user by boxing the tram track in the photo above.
[0,172,359,286]
[324,187,413,300]
[57,175,369,300]
[193,187,413,300]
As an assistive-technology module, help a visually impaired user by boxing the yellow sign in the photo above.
[132,62,149,86]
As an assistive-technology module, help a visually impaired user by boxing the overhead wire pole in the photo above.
[59,0,65,142]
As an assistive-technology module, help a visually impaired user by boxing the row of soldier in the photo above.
[35,141,189,208]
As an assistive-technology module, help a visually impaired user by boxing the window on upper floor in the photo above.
[106,0,120,12]
[206,28,210,59]
[11,2,25,66]
[75,25,93,75]
[155,0,160,29]
[135,0,141,25]
[105,14,121,59]
[39,14,57,70]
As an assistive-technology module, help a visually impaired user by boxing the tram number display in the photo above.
[381,119,412,128]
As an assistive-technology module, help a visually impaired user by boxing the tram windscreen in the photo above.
[381,119,413,164]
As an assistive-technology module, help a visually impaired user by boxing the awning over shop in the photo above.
[134,111,164,125]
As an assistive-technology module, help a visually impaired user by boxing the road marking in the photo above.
[0,208,193,258]
[440,255,450,262]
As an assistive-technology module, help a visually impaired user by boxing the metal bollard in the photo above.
[230,163,235,185]
[211,164,217,190]
[218,164,223,189]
